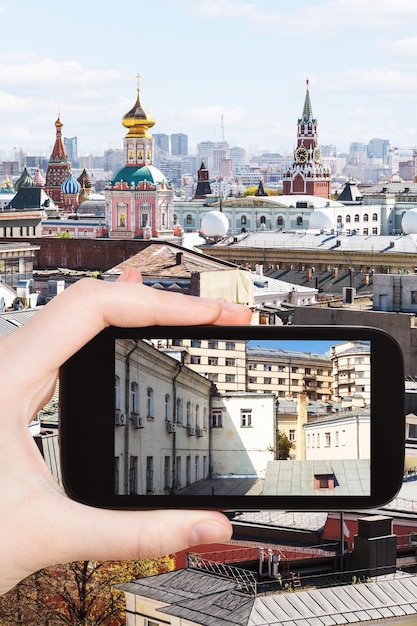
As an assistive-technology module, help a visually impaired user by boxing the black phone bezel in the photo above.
[59,324,405,511]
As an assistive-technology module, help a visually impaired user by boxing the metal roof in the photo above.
[0,308,39,338]
[263,459,370,497]
[118,567,417,626]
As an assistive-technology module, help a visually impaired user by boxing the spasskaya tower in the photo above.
[282,80,331,199]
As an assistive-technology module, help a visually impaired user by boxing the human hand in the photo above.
[0,268,252,594]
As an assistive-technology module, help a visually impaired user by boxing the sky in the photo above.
[2,0,417,157]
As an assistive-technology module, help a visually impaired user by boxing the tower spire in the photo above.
[301,78,314,123]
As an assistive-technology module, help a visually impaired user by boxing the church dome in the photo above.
[62,172,81,195]
[122,81,155,138]
[77,167,92,189]
[15,166,36,192]
[309,208,335,231]
[33,167,45,187]
[111,164,166,187]
[402,208,417,234]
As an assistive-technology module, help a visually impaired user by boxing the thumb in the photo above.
[41,498,233,565]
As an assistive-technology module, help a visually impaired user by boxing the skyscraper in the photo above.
[64,136,78,165]
[170,133,188,156]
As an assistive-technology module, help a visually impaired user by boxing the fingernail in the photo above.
[189,520,232,546]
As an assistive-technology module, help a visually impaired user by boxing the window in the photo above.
[186,401,191,426]
[264,364,272,371]
[115,376,121,410]
[207,372,218,382]
[225,341,236,350]
[195,455,200,481]
[305,367,311,375]
[314,474,334,489]
[363,228,369,235]
[317,433,320,447]
[165,394,171,421]
[195,405,200,427]
[277,215,284,226]
[176,398,183,423]
[186,214,192,224]
[208,356,218,366]
[291,366,298,373]
[336,215,342,223]
[241,409,252,427]
[129,456,138,494]
[335,431,339,446]
[225,357,235,366]
[241,215,247,225]
[296,216,303,225]
[409,424,417,439]
[173,338,183,346]
[190,355,201,364]
[248,376,257,384]
[248,363,257,370]
[325,432,331,447]
[289,429,296,442]
[372,213,378,221]
[146,456,153,493]
[164,456,170,490]
[278,365,285,372]
[186,455,191,485]
[191,339,201,348]
[176,456,181,487]
[212,410,222,428]
[147,387,154,418]
[372,227,378,235]
[363,213,369,222]
[278,377,285,385]
[203,407,208,428]
[130,382,139,414]
[208,340,218,349]
[412,291,417,305]
[141,213,149,227]
[354,214,359,222]
[346,214,351,223]
[225,374,235,383]
[264,377,271,384]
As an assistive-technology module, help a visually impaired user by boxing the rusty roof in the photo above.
[105,243,239,278]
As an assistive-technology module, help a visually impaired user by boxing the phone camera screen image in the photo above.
[59,325,404,510]
[114,336,371,499]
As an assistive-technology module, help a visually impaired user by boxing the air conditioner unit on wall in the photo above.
[187,426,196,436]
[166,421,176,433]
[196,427,204,437]
[133,415,144,429]
[115,411,125,426]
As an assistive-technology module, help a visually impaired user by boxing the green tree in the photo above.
[277,429,293,460]
[0,556,175,625]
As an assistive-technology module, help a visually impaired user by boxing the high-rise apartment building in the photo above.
[64,136,78,165]
[171,133,188,156]
[367,138,390,165]
[153,133,170,153]
[104,148,124,174]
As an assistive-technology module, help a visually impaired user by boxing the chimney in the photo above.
[176,252,184,266]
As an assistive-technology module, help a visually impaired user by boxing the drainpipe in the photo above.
[124,341,140,495]
[171,361,183,493]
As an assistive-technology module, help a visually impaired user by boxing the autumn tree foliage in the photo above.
[0,556,175,625]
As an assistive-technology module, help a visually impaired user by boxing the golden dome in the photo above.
[122,76,155,138]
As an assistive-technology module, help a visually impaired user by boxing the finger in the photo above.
[2,277,251,382]
[23,500,233,577]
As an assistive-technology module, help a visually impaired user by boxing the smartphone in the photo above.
[59,324,405,511]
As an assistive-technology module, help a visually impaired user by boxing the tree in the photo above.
[0,556,175,625]
[277,429,293,460]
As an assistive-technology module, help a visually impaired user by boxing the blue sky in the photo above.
[246,339,358,355]
[2,0,417,156]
